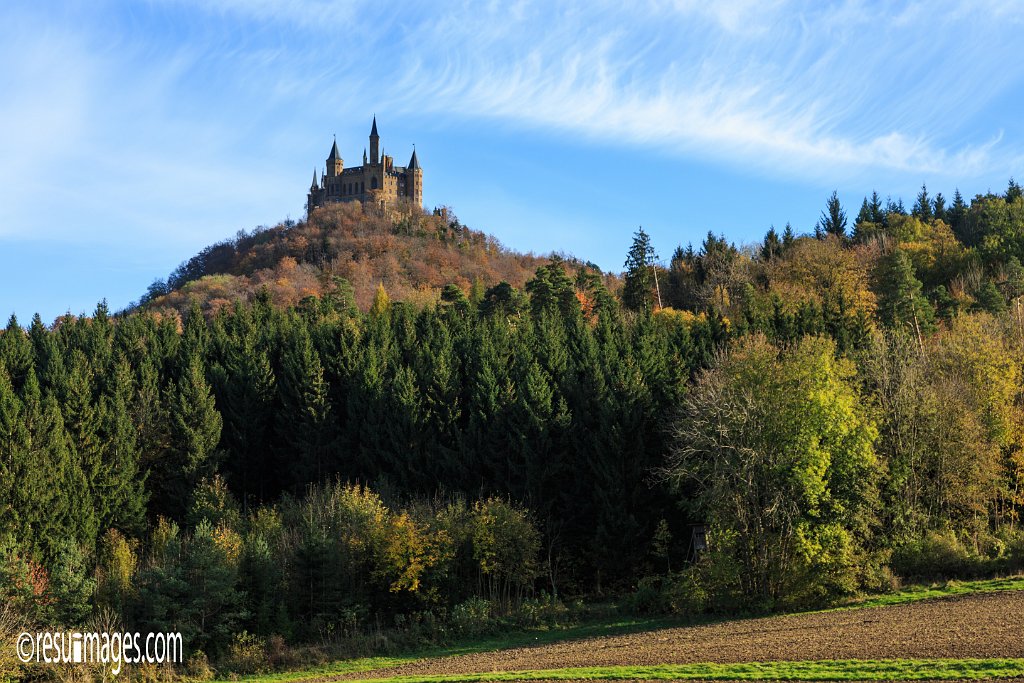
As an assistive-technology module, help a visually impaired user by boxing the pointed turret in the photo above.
[404,144,423,208]
[363,148,368,165]
[310,167,319,191]
[327,136,343,176]
[369,116,380,165]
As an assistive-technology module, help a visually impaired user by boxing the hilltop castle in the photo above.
[306,117,422,214]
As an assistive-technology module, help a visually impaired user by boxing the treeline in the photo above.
[1,260,719,671]
[3,179,1024,676]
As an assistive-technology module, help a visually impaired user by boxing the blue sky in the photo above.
[2,0,1023,323]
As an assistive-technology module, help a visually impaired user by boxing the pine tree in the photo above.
[622,227,660,313]
[912,183,933,221]
[818,191,848,239]
[761,226,782,261]
[100,358,147,535]
[212,318,275,509]
[782,223,796,250]
[167,354,222,519]
[876,248,935,339]
[277,323,333,490]
[949,189,969,239]
[1007,177,1023,202]
[0,315,33,392]
[932,192,947,222]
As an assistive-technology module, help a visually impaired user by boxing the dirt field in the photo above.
[337,591,1024,680]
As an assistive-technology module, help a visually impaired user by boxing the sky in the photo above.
[2,0,1023,323]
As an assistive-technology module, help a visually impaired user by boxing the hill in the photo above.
[138,202,575,315]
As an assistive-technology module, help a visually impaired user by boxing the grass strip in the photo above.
[837,575,1024,611]
[343,659,1024,682]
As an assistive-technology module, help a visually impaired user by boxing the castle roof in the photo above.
[370,116,379,137]
[408,147,420,170]
[328,138,341,161]
[310,168,319,190]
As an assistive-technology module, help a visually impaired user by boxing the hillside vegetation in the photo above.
[3,181,1024,679]
[139,202,563,314]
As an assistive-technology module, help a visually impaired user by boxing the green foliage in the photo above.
[668,335,878,609]
[874,247,935,335]
[622,227,659,312]
[818,190,848,238]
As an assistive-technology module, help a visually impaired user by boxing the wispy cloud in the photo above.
[3,0,1023,244]
[151,0,1023,183]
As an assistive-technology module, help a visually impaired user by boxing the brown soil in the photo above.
[336,591,1024,680]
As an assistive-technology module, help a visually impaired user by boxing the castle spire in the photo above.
[327,135,343,177]
[369,116,380,165]
[408,145,419,170]
[310,167,319,191]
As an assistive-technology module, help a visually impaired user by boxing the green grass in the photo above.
[337,659,1024,682]
[834,574,1024,611]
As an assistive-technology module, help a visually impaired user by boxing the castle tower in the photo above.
[406,146,423,207]
[369,116,380,165]
[327,138,343,177]
[307,168,321,216]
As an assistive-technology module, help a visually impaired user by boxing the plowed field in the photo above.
[337,591,1024,680]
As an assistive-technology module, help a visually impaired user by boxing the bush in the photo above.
[891,530,979,580]
[219,631,268,676]
[449,597,493,636]
[183,650,214,682]
[627,568,710,616]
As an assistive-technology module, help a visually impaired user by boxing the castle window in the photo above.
[361,182,365,193]
[371,177,378,190]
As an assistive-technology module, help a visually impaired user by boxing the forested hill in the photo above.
[5,180,1024,677]
[137,202,569,314]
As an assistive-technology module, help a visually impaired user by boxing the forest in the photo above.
[3,180,1024,678]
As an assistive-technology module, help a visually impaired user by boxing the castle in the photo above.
[306,117,422,214]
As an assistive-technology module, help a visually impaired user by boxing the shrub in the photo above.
[219,631,268,676]
[891,530,978,580]
[449,597,493,636]
[183,650,214,682]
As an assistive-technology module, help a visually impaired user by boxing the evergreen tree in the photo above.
[876,248,935,337]
[912,183,933,221]
[166,354,222,520]
[818,190,848,239]
[932,192,947,222]
[277,323,333,491]
[781,223,796,250]
[1007,177,1023,202]
[622,227,660,313]
[949,189,969,239]
[761,226,782,261]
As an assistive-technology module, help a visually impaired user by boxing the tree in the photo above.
[666,335,877,609]
[818,191,848,239]
[1007,177,1023,203]
[276,323,333,490]
[875,248,935,340]
[622,227,660,313]
[761,226,782,261]
[164,354,222,519]
[912,184,933,221]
